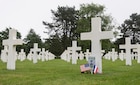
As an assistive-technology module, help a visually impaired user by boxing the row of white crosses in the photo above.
[1,29,55,70]
[61,48,92,62]
[103,37,140,65]
[104,48,118,61]
[19,43,55,63]
[119,37,140,65]
[60,41,95,64]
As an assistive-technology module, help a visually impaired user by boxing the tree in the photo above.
[119,13,140,44]
[23,29,43,54]
[43,6,79,55]
[77,3,115,52]
[46,35,64,56]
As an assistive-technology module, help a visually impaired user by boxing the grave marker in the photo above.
[133,45,140,63]
[111,48,116,62]
[80,17,113,73]
[2,29,24,70]
[1,46,8,62]
[27,51,33,61]
[45,50,49,61]
[31,43,41,63]
[68,41,81,64]
[79,51,84,60]
[84,49,91,61]
[18,49,26,61]
[119,37,137,65]
[119,50,125,61]
[40,48,46,61]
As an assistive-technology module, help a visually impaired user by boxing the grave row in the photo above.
[61,41,140,66]
[0,29,55,70]
[104,48,140,63]
[1,17,140,74]
[1,43,55,63]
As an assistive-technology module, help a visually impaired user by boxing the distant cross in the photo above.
[80,17,113,73]
[84,49,91,61]
[1,46,8,63]
[2,29,24,70]
[27,51,33,61]
[132,45,140,63]
[107,52,111,60]
[31,43,41,63]
[61,50,71,62]
[79,51,84,60]
[40,48,46,61]
[119,50,125,61]
[48,52,55,60]
[66,50,71,62]
[18,49,26,61]
[119,37,137,65]
[68,41,81,64]
[60,50,67,61]
[45,50,49,61]
[111,48,116,62]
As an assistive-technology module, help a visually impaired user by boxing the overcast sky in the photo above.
[0,0,140,39]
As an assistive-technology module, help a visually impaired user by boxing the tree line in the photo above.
[0,3,140,56]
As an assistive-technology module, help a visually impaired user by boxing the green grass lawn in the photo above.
[0,59,140,85]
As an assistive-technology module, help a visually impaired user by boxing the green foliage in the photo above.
[0,59,140,85]
[43,6,79,55]
[119,13,140,44]
[102,40,116,52]
[46,35,64,56]
[23,29,43,54]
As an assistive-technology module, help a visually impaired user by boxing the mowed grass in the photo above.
[0,59,140,85]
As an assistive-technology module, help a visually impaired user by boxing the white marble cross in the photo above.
[119,50,125,61]
[67,41,81,64]
[48,52,55,60]
[45,50,49,61]
[61,50,71,62]
[18,49,26,61]
[66,50,71,62]
[84,49,91,61]
[60,50,67,61]
[111,48,116,62]
[133,45,140,63]
[27,51,33,61]
[79,51,84,60]
[39,48,46,61]
[107,52,111,60]
[31,43,41,63]
[2,29,24,70]
[1,46,8,63]
[119,37,137,65]
[80,17,113,73]
[104,51,111,60]
[131,52,135,60]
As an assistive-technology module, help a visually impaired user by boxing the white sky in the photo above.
[0,0,140,39]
